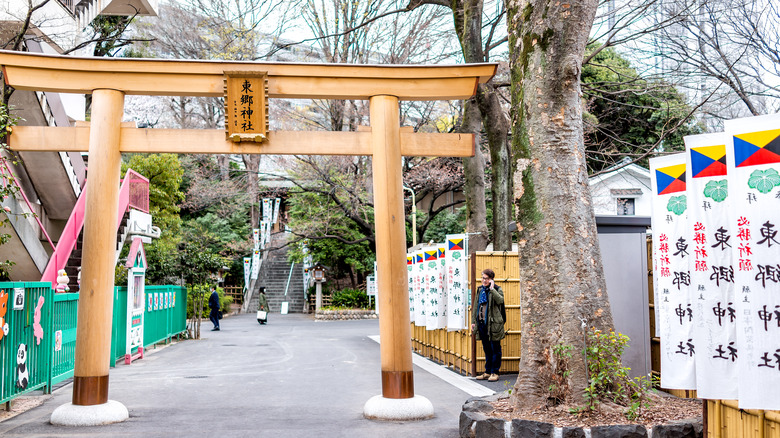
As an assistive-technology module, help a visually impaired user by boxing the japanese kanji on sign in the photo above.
[224,71,269,143]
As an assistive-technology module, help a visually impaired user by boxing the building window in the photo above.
[617,198,635,215]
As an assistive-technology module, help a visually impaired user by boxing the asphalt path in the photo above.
[0,313,514,438]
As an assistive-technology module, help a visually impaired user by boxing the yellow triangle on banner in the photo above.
[693,144,726,160]
[658,163,685,179]
[735,127,780,148]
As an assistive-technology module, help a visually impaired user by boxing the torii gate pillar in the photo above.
[51,89,129,425]
[363,96,433,419]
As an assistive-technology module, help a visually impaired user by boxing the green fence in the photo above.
[110,285,187,366]
[51,292,78,386]
[0,282,54,405]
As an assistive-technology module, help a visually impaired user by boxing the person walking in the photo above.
[471,269,505,382]
[257,288,269,324]
[209,288,221,331]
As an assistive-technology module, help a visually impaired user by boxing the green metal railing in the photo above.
[51,292,78,386]
[110,285,187,366]
[111,287,129,366]
[0,282,54,405]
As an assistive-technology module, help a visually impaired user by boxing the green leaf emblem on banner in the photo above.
[452,252,462,260]
[667,195,687,215]
[748,168,780,194]
[703,179,728,202]
[428,261,437,268]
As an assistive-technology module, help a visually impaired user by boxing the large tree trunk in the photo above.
[477,84,512,250]
[460,99,489,251]
[451,0,508,251]
[507,0,614,407]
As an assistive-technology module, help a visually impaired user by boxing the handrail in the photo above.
[0,158,56,251]
[41,168,140,286]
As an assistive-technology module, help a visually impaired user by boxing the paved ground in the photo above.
[0,313,516,438]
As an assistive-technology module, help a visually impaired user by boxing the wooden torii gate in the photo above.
[0,50,496,424]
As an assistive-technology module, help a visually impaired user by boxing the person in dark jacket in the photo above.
[471,269,505,381]
[209,288,221,331]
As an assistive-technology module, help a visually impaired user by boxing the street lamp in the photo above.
[402,185,417,247]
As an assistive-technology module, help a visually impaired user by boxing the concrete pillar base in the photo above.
[363,395,434,421]
[50,400,129,426]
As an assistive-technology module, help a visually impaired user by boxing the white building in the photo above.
[589,159,652,216]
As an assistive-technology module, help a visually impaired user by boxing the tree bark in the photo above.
[459,99,489,251]
[450,0,509,251]
[477,84,512,250]
[506,0,614,407]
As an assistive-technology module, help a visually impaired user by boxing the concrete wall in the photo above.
[596,215,652,379]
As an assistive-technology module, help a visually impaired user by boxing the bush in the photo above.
[330,288,370,309]
[575,328,655,420]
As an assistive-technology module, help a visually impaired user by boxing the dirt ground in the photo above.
[0,395,50,423]
[487,391,703,429]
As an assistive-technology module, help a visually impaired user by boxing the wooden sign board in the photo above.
[224,71,269,143]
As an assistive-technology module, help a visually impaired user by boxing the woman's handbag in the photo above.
[257,310,267,321]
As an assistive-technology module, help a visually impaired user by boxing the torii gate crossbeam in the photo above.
[0,50,496,424]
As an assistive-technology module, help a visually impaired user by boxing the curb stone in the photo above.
[314,309,378,321]
[460,411,488,438]
[474,417,506,438]
[459,394,703,438]
[510,419,554,437]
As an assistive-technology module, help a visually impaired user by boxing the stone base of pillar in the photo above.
[363,395,434,421]
[50,400,129,426]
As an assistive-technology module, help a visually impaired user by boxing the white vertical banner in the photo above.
[253,228,260,250]
[423,246,440,329]
[650,153,696,390]
[685,133,738,400]
[407,253,415,320]
[414,251,426,326]
[259,220,268,249]
[251,249,261,279]
[725,114,780,410]
[437,244,447,328]
[445,234,467,330]
[243,257,251,287]
[262,198,272,222]
[273,198,281,225]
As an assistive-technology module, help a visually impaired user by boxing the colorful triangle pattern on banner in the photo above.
[734,127,780,167]
[448,238,464,251]
[691,145,727,178]
[438,247,445,258]
[656,164,686,195]
[415,253,422,263]
[407,255,413,265]
[424,250,437,261]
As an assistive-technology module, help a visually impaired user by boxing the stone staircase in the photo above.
[247,233,306,313]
